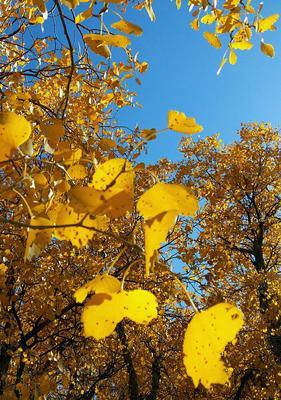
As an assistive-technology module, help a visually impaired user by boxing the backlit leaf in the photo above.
[260,40,275,57]
[183,303,244,389]
[111,19,143,36]
[74,274,121,303]
[203,32,222,48]
[0,112,31,161]
[168,111,203,134]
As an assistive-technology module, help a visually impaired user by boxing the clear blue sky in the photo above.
[115,0,281,163]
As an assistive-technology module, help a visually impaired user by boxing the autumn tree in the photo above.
[176,124,280,399]
[0,1,280,399]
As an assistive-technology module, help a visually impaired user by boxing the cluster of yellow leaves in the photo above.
[184,0,280,72]
[74,275,158,339]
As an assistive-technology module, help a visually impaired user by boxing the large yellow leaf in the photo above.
[83,33,130,49]
[143,211,177,274]
[111,19,143,36]
[137,183,198,221]
[90,158,130,190]
[183,303,244,389]
[81,289,158,339]
[82,293,124,339]
[52,204,108,247]
[203,31,222,48]
[137,183,198,274]
[120,289,158,323]
[74,274,121,303]
[168,111,203,134]
[0,112,31,161]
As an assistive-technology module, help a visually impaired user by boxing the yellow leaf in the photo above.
[84,36,111,58]
[183,303,244,389]
[203,31,222,49]
[0,263,8,275]
[260,40,275,58]
[60,0,81,9]
[230,41,253,50]
[0,112,31,162]
[81,289,158,339]
[257,14,279,33]
[82,293,124,339]
[52,204,108,248]
[120,289,158,323]
[201,14,216,24]
[66,164,87,180]
[137,183,198,221]
[24,217,52,261]
[229,49,237,65]
[137,183,198,274]
[75,6,93,24]
[83,33,130,49]
[190,18,199,31]
[74,274,121,303]
[111,19,143,36]
[90,158,130,190]
[144,210,178,274]
[168,110,203,134]
[176,0,181,10]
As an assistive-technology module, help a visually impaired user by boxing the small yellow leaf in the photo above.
[74,275,121,303]
[183,303,244,389]
[67,164,87,180]
[229,49,237,65]
[230,41,253,50]
[83,33,130,49]
[203,31,222,49]
[260,40,275,58]
[201,14,216,24]
[168,110,203,134]
[60,0,81,9]
[176,0,181,10]
[0,112,31,162]
[257,14,279,33]
[75,7,93,24]
[111,19,143,36]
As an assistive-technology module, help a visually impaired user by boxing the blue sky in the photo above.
[114,0,281,163]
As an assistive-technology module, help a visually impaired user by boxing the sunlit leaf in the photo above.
[183,303,244,389]
[203,32,222,49]
[74,274,121,303]
[0,112,31,161]
[111,19,143,36]
[168,111,203,134]
[260,40,275,58]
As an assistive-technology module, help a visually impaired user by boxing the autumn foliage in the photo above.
[0,1,280,399]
